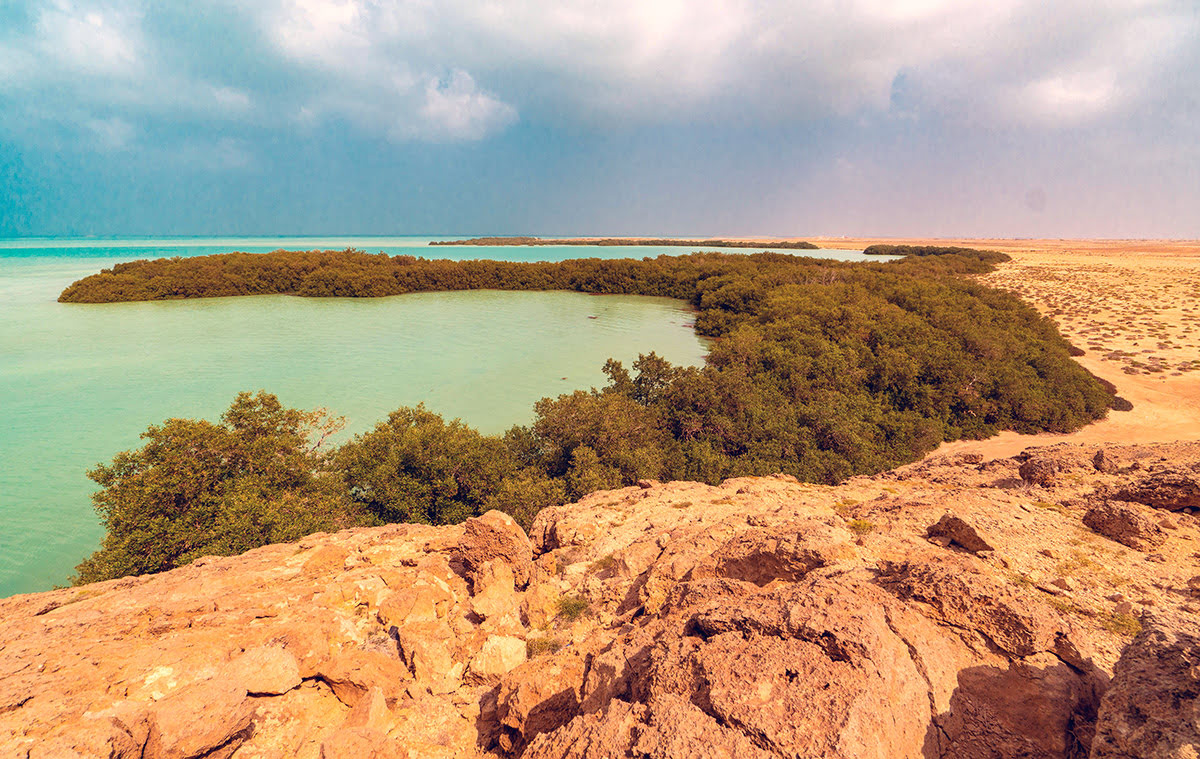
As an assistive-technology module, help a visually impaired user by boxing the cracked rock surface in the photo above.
[3,442,1200,758]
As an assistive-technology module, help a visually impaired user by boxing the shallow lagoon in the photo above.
[0,237,871,595]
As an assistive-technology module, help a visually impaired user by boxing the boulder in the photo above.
[711,521,856,586]
[1093,449,1117,473]
[1020,456,1063,487]
[143,679,254,759]
[1083,501,1167,551]
[224,644,301,696]
[1090,614,1200,757]
[1113,467,1200,511]
[456,510,534,591]
[467,635,527,684]
[496,652,588,754]
[925,513,995,554]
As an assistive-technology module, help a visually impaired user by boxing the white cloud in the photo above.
[35,1,142,75]
[0,0,1196,151]
[412,71,517,141]
[85,116,136,150]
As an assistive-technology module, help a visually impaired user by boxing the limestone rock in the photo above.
[224,644,301,696]
[468,635,527,684]
[1091,614,1200,758]
[926,513,995,554]
[1083,501,1167,551]
[144,679,254,759]
[711,520,856,585]
[1114,466,1200,511]
[496,651,588,754]
[4,441,1200,759]
[320,727,403,759]
[456,510,534,591]
[1021,456,1065,486]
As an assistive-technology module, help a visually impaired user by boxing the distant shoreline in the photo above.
[429,236,819,250]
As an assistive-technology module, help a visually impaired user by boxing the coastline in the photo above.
[917,240,1200,458]
[501,235,1200,456]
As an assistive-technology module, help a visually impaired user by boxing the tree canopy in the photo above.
[71,247,1118,584]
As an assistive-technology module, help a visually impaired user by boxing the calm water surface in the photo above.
[0,237,872,596]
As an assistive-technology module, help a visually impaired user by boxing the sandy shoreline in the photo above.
[906,239,1200,458]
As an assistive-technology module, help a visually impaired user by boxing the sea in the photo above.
[0,236,874,597]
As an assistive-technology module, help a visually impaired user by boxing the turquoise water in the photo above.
[0,237,872,597]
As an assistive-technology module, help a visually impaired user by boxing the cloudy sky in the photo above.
[1,0,1196,237]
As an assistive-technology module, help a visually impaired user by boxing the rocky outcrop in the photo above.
[1083,501,1167,551]
[1090,614,1200,758]
[926,513,995,553]
[1113,465,1200,512]
[3,442,1200,758]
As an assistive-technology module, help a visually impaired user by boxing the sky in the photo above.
[0,0,1197,238]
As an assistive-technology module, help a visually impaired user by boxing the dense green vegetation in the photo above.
[71,247,1117,584]
[429,236,819,249]
[862,244,1009,258]
[75,392,367,584]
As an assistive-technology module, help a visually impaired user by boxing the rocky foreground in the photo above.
[3,443,1200,758]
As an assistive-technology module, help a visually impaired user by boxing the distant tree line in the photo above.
[862,244,1011,259]
[428,237,820,249]
[69,247,1115,584]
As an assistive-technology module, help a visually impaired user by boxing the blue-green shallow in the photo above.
[0,237,874,597]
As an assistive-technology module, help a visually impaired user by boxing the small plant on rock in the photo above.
[847,519,875,536]
[555,594,591,622]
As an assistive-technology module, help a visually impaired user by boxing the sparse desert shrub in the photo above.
[555,594,591,622]
[526,638,565,657]
[847,519,876,535]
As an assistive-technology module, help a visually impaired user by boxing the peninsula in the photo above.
[429,236,819,249]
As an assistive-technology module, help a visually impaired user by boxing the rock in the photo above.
[320,727,403,759]
[342,686,392,731]
[302,545,350,575]
[1020,456,1063,487]
[456,510,534,591]
[467,635,527,684]
[925,513,995,554]
[1051,577,1074,591]
[1091,615,1200,758]
[144,679,254,759]
[496,651,588,753]
[318,649,412,706]
[377,585,442,628]
[5,440,1200,759]
[470,560,520,622]
[711,521,856,586]
[224,644,301,696]
[1083,501,1168,551]
[1114,467,1200,511]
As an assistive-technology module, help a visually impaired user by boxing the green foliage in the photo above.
[482,467,566,531]
[430,236,819,249]
[74,392,365,585]
[335,405,515,526]
[554,594,591,622]
[69,247,1121,584]
[861,244,1012,264]
[847,519,876,535]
